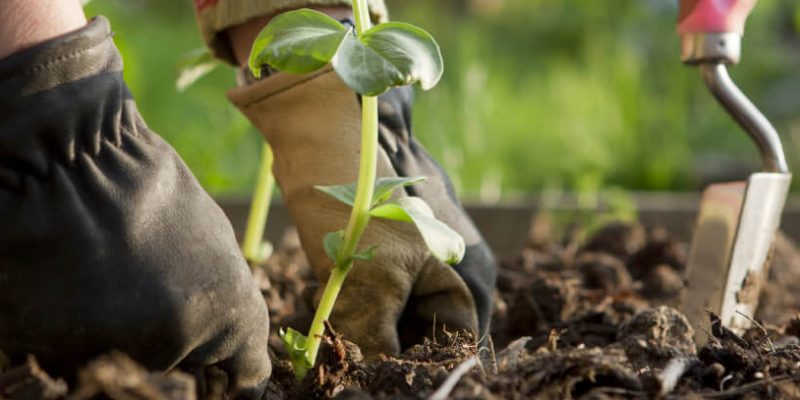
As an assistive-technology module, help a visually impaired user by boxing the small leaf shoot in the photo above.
[279,328,312,378]
[248,0,453,379]
[360,22,444,90]
[316,176,427,208]
[371,197,465,265]
[316,183,358,207]
[323,230,346,261]
[353,245,377,261]
[248,9,348,78]
[371,176,427,206]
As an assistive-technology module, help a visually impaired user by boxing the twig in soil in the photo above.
[427,356,478,400]
[658,356,698,396]
[546,329,564,352]
[431,314,437,345]
[0,356,67,400]
[477,335,498,375]
[719,374,733,392]
[703,374,792,398]
[735,310,776,353]
[709,313,750,348]
[589,387,649,399]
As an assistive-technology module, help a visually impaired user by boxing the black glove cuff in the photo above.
[0,16,137,183]
[0,16,117,96]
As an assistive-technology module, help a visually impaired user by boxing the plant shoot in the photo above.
[248,0,461,379]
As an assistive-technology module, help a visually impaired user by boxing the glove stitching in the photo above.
[6,36,114,80]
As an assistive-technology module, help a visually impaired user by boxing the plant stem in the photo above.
[301,0,379,376]
[242,143,275,264]
[351,0,372,34]
[340,95,379,258]
[300,258,350,378]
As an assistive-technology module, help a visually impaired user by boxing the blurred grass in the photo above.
[83,0,800,200]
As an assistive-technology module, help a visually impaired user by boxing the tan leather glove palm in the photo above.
[229,68,495,357]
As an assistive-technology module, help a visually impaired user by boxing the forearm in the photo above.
[0,0,86,60]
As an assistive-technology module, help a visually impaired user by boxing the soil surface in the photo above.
[3,216,800,399]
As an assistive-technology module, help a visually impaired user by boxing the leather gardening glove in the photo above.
[0,17,270,398]
[228,67,498,357]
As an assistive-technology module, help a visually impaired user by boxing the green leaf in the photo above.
[369,203,412,222]
[372,176,427,206]
[248,9,347,78]
[323,230,345,261]
[371,197,465,265]
[280,327,312,377]
[175,48,220,92]
[316,183,357,206]
[332,22,443,95]
[332,33,403,96]
[317,176,426,208]
[353,245,378,261]
[361,22,444,91]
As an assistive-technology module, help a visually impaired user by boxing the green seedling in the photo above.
[175,51,275,265]
[241,143,276,265]
[248,0,462,379]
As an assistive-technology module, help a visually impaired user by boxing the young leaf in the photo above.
[370,197,465,265]
[353,245,378,261]
[332,22,443,96]
[361,22,444,91]
[323,230,346,261]
[316,176,426,208]
[280,328,313,377]
[249,9,347,78]
[369,203,412,222]
[316,183,357,206]
[176,48,220,92]
[372,176,427,206]
[332,33,404,96]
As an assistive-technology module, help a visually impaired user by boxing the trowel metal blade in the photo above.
[719,172,791,332]
[681,181,746,344]
[681,173,791,344]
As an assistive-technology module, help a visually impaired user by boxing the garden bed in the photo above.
[255,216,800,399]
[3,212,800,399]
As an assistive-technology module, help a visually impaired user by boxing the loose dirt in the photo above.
[3,218,800,399]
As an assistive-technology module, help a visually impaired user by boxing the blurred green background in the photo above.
[83,0,800,202]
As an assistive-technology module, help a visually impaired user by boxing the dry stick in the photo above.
[590,387,649,398]
[719,374,734,392]
[703,374,793,399]
[735,310,776,353]
[658,356,697,396]
[477,335,498,376]
[427,356,478,400]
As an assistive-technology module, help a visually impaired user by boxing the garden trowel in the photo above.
[677,0,792,343]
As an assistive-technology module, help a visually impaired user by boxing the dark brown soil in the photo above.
[3,218,800,399]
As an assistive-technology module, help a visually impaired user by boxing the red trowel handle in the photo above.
[678,0,789,173]
[678,0,757,64]
[678,0,757,35]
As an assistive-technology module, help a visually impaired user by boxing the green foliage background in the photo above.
[83,0,800,200]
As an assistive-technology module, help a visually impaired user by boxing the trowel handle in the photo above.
[678,0,757,35]
[679,0,790,173]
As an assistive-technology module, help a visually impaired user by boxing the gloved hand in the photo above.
[0,17,270,398]
[228,67,497,357]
